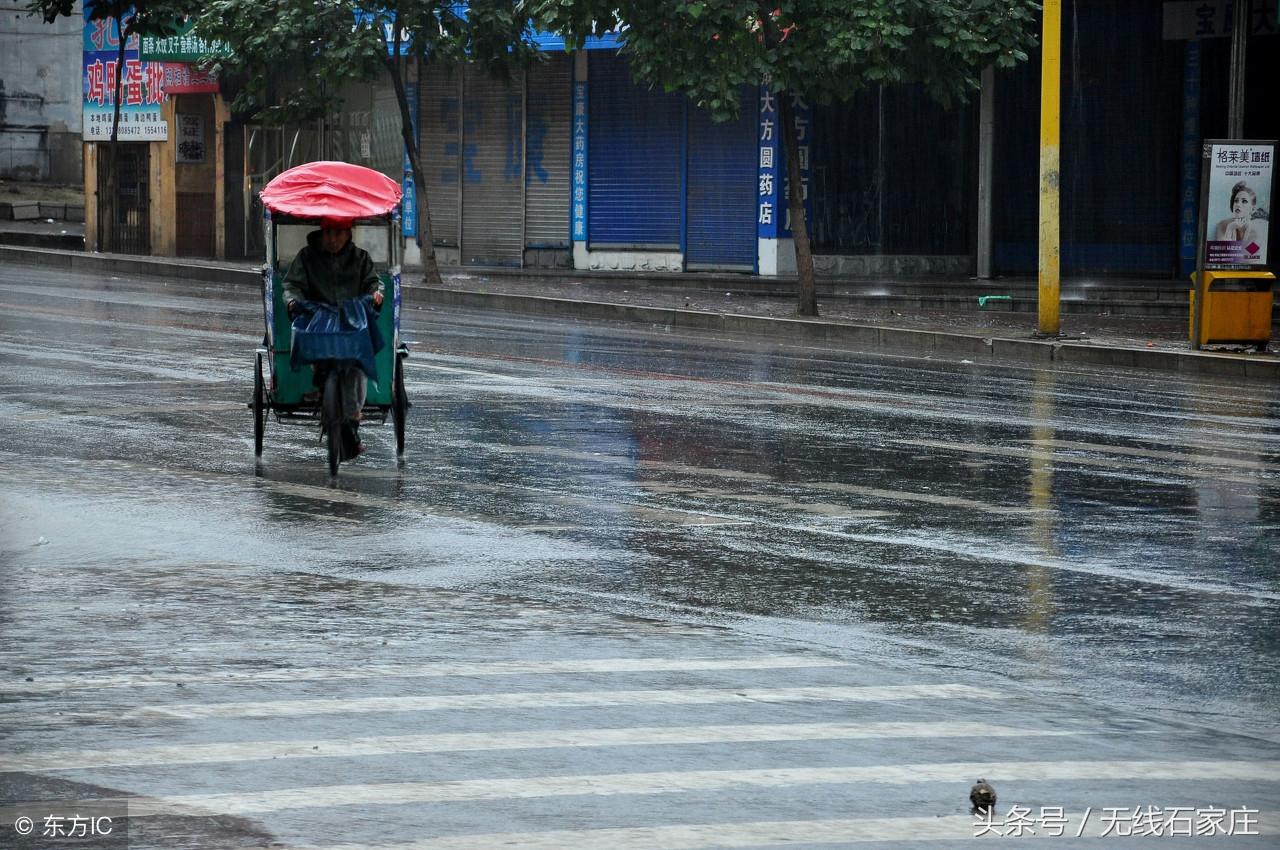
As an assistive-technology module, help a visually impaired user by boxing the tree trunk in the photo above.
[103,17,130,253]
[383,29,443,287]
[778,93,817,316]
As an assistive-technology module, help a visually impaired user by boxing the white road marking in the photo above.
[127,760,1280,817]
[896,438,1270,486]
[0,655,845,695]
[122,684,1003,720]
[1045,438,1271,470]
[1,721,1082,772]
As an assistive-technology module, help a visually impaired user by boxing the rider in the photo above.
[283,217,384,456]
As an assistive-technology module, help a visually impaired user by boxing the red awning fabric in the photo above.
[260,161,402,223]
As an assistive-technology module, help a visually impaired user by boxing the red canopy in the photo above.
[260,161,402,224]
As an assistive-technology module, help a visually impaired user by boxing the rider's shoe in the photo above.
[340,422,363,460]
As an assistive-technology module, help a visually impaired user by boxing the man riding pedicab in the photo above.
[282,217,385,458]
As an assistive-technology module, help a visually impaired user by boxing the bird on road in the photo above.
[970,778,997,815]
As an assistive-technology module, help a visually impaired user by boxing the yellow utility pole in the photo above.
[1038,0,1061,336]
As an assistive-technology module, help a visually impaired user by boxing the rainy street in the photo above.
[2,264,1279,848]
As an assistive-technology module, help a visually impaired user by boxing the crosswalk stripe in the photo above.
[1,721,1085,772]
[127,761,1280,817]
[0,655,847,695]
[122,684,1004,720]
[222,811,1280,849]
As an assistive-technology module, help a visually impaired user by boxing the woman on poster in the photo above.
[1213,181,1267,251]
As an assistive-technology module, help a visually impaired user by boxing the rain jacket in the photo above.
[282,230,381,308]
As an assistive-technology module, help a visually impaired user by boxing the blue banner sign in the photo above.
[572,81,588,242]
[403,82,419,239]
[756,86,811,239]
[1179,41,1200,278]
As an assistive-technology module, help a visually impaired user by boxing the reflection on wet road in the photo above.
[1,266,1278,848]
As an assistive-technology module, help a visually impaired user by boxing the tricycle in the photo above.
[251,161,410,475]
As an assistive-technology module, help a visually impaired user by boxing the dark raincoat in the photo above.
[282,230,380,307]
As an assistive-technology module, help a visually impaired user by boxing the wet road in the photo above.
[1,264,1278,848]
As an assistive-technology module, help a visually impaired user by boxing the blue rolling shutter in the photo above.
[588,52,682,249]
[686,89,758,270]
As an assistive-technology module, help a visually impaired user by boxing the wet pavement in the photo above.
[1,264,1279,848]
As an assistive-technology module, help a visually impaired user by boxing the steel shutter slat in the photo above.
[461,65,524,267]
[420,65,460,248]
[587,52,682,248]
[525,55,571,248]
[686,88,757,270]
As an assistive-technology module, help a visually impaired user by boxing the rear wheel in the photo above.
[253,353,266,457]
[392,354,408,456]
[323,369,343,477]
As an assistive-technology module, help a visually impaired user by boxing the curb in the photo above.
[1,245,259,287]
[5,244,1277,380]
[0,232,85,251]
[417,287,1280,381]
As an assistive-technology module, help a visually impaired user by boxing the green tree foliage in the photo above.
[199,0,540,285]
[537,0,1039,315]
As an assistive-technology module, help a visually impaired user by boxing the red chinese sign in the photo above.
[162,63,219,94]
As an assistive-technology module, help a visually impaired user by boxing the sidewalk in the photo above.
[3,240,1277,380]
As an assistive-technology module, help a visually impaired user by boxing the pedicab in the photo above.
[250,161,410,475]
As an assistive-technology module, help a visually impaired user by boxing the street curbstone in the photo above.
[413,287,1275,380]
[991,338,1053,363]
[2,245,1276,381]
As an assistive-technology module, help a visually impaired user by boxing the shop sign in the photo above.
[82,9,167,140]
[176,113,205,163]
[1162,0,1279,40]
[163,63,219,94]
[403,83,419,238]
[140,18,231,61]
[1178,42,1201,277]
[571,82,588,242]
[1201,141,1274,270]
[757,86,811,239]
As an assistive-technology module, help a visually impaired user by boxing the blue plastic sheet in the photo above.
[289,297,384,385]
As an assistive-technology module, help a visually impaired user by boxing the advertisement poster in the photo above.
[82,10,168,141]
[1203,141,1274,269]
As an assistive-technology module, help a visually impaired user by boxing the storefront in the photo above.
[81,12,230,258]
[418,54,574,269]
[417,48,761,273]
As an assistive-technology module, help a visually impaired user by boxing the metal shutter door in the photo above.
[420,64,460,247]
[588,52,682,249]
[686,90,757,270]
[525,54,571,248]
[461,64,524,267]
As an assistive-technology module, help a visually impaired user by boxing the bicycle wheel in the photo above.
[392,353,408,456]
[323,368,343,477]
[253,352,266,457]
